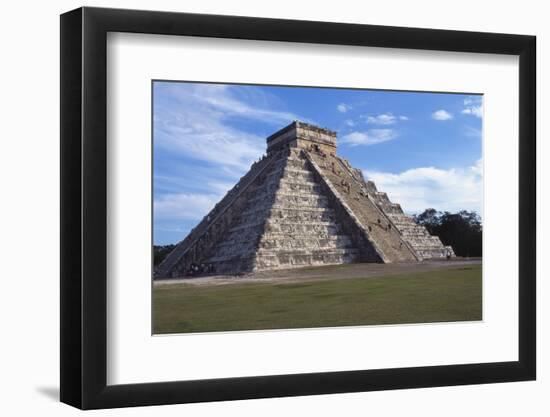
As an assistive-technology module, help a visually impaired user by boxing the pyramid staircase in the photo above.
[368,190,455,259]
[205,148,362,274]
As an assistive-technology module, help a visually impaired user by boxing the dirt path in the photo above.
[154,258,481,288]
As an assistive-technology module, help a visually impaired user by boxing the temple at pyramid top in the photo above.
[266,121,337,155]
[155,121,454,279]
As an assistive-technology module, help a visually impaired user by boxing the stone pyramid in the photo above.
[156,121,454,278]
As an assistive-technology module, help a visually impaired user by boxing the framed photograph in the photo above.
[60,6,536,409]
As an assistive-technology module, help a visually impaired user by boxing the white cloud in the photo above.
[345,119,355,127]
[337,103,351,113]
[363,159,483,215]
[366,113,397,125]
[464,125,482,138]
[155,112,263,171]
[432,109,453,121]
[461,96,483,118]
[154,83,303,172]
[197,86,302,124]
[340,129,397,146]
[154,192,221,220]
[461,108,483,117]
[362,112,409,125]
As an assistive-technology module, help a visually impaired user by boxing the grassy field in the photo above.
[153,264,482,334]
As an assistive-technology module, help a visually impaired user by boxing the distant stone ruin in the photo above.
[156,121,454,278]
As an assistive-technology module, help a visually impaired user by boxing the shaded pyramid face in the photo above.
[156,122,454,278]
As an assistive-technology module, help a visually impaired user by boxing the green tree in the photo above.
[153,244,176,266]
[414,209,482,257]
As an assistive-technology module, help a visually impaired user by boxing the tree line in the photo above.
[153,244,175,266]
[413,209,482,257]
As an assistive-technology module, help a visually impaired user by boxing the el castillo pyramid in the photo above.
[156,121,454,278]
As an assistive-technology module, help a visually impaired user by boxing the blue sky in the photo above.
[153,81,482,245]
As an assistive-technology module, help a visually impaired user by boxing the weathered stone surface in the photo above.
[155,121,454,278]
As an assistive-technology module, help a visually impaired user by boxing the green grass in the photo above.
[153,265,482,334]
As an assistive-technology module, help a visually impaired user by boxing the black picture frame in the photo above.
[60,6,536,410]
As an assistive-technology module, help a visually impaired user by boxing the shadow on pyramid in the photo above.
[155,121,454,278]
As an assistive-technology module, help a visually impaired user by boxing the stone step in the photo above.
[268,166,314,177]
[393,225,432,234]
[206,256,256,275]
[412,245,449,250]
[240,205,334,219]
[270,155,309,168]
[382,212,450,259]
[213,237,353,259]
[401,233,433,240]
[256,247,359,256]
[401,231,432,238]
[247,193,327,208]
[209,235,352,262]
[207,251,258,263]
[277,183,323,194]
[254,248,359,270]
[395,223,426,228]
[228,221,265,233]
[260,230,341,238]
[248,192,328,207]
[392,222,424,229]
[271,202,330,210]
[209,246,359,264]
[388,217,419,224]
[246,177,281,191]
[267,209,337,223]
[214,233,350,249]
[415,249,450,259]
[278,178,318,188]
[285,158,309,170]
[211,243,259,259]
[259,235,353,249]
[406,235,443,242]
[282,170,315,182]
[273,197,329,208]
[251,179,323,195]
[407,241,444,247]
[227,220,341,234]
[264,221,340,235]
[222,225,343,245]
